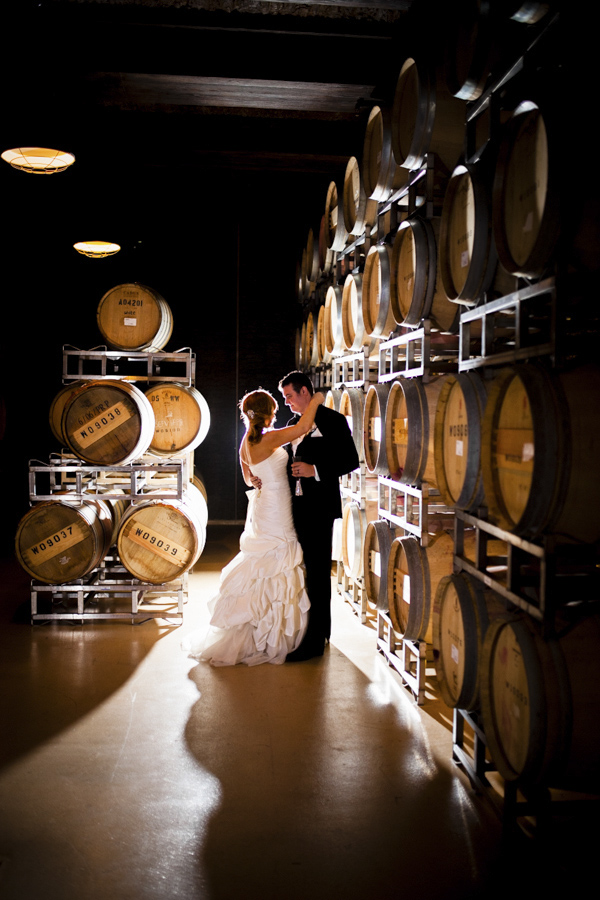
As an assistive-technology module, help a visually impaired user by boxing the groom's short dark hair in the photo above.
[279,371,314,395]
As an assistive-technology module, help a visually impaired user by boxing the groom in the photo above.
[279,371,359,661]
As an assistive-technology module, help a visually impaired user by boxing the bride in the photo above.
[184,387,324,666]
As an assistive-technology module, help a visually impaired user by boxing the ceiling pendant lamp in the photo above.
[1,147,75,174]
[73,241,121,258]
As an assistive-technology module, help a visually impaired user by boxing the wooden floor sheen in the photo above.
[0,526,588,899]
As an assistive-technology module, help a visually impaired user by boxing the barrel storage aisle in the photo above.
[16,282,210,622]
[293,5,600,836]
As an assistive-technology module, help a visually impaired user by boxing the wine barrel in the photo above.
[317,304,333,366]
[434,371,489,511]
[324,285,345,357]
[49,381,86,444]
[363,383,391,476]
[324,178,348,252]
[391,217,460,331]
[388,531,454,643]
[480,612,600,790]
[343,156,378,238]
[385,375,448,486]
[324,388,343,412]
[62,380,155,466]
[363,520,395,610]
[318,213,336,276]
[302,311,319,368]
[299,248,315,301]
[492,100,559,278]
[433,571,504,710]
[362,244,397,340]
[391,56,465,173]
[339,388,365,463]
[341,273,376,354]
[443,1,512,101]
[438,162,498,307]
[117,483,207,583]
[294,326,303,369]
[362,106,407,202]
[481,364,600,542]
[341,500,378,580]
[97,283,173,352]
[15,496,114,584]
[305,226,320,286]
[145,383,211,457]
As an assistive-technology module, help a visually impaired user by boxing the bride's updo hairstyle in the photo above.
[240,390,278,445]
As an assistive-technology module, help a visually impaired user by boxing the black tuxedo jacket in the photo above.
[286,404,359,521]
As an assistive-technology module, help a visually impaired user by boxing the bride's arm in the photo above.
[261,392,325,450]
[240,456,257,487]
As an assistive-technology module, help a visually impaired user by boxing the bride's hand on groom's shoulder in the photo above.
[314,391,325,405]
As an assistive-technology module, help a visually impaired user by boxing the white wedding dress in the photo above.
[184,446,309,666]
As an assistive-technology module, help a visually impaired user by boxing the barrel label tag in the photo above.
[126,524,190,564]
[455,439,463,457]
[451,643,459,664]
[460,250,469,268]
[393,418,408,444]
[71,401,133,447]
[369,417,381,441]
[124,317,137,327]
[369,550,381,577]
[22,522,87,565]
[393,567,410,602]
[496,428,535,466]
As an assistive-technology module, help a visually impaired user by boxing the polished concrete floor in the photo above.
[0,526,591,899]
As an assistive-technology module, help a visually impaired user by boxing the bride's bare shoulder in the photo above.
[241,437,274,466]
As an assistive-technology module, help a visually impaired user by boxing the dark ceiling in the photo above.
[4,0,415,178]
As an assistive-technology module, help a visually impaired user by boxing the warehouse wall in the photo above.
[0,162,334,545]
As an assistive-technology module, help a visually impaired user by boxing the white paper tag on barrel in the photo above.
[69,401,133,448]
[124,522,191,566]
[21,521,87,567]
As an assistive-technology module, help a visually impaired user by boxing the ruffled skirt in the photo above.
[183,535,309,667]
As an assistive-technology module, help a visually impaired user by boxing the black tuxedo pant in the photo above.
[293,503,335,649]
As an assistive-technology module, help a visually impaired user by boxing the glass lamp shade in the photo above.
[73,241,121,258]
[1,147,75,173]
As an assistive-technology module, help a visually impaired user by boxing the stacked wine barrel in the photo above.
[294,6,600,799]
[16,283,210,590]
